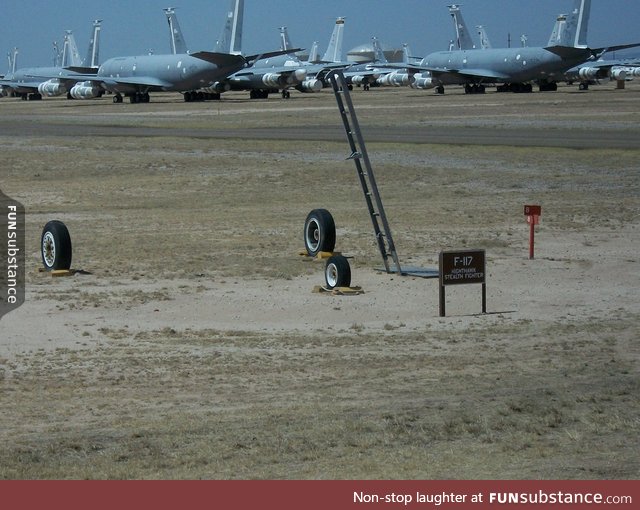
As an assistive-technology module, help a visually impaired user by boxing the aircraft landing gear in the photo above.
[465,84,486,94]
[539,82,558,92]
[281,89,291,99]
[113,94,123,103]
[249,90,270,99]
[129,92,150,103]
[435,85,445,95]
[578,82,589,91]
[497,83,533,93]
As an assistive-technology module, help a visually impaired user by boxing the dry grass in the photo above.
[1,319,638,479]
[1,86,639,479]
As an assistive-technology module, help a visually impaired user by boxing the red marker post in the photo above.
[524,205,541,259]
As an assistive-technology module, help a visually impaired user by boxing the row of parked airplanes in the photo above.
[1,0,639,104]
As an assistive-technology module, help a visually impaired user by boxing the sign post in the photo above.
[439,249,486,317]
[524,205,541,259]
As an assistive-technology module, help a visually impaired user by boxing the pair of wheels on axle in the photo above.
[303,209,351,289]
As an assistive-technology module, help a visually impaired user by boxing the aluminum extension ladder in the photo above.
[329,70,402,275]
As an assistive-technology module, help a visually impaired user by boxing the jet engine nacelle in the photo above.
[207,82,231,93]
[262,73,290,89]
[37,80,67,97]
[411,75,435,90]
[70,81,102,99]
[298,79,322,92]
[379,71,412,87]
[579,67,599,80]
[262,73,285,88]
[290,68,307,84]
[609,68,627,81]
[350,75,367,85]
[632,67,640,78]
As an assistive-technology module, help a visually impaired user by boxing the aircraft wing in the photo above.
[64,66,100,75]
[190,51,246,67]
[0,78,40,91]
[410,66,510,82]
[104,76,176,88]
[244,48,304,65]
[0,68,99,94]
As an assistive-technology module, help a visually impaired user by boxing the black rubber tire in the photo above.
[325,255,351,289]
[304,209,336,257]
[41,220,72,271]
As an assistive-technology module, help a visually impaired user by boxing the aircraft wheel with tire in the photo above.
[325,255,351,289]
[304,209,336,257]
[41,220,72,271]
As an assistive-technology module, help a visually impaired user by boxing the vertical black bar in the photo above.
[439,285,446,317]
[482,283,487,314]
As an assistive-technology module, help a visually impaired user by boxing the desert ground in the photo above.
[0,82,638,479]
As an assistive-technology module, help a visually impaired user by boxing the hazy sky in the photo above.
[2,0,639,68]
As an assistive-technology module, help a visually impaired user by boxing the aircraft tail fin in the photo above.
[84,20,102,68]
[164,8,188,55]
[402,44,410,63]
[372,37,387,64]
[215,0,244,55]
[560,0,591,48]
[308,41,320,63]
[548,14,567,47]
[321,17,345,63]
[8,48,18,74]
[476,25,492,49]
[448,4,475,50]
[62,31,82,67]
[279,26,293,51]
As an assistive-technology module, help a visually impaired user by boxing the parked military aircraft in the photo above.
[40,4,295,103]
[565,58,640,89]
[182,0,341,100]
[341,37,401,90]
[0,23,101,100]
[413,0,640,94]
[0,48,18,94]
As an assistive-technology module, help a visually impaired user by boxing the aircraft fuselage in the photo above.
[97,54,244,94]
[422,46,592,85]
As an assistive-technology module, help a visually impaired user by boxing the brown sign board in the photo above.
[524,205,541,216]
[439,249,486,286]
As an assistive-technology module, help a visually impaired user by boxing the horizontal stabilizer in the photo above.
[191,51,246,68]
[544,45,592,59]
[591,42,640,58]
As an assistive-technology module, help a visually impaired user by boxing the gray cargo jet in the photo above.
[45,5,294,103]
[0,22,102,100]
[179,0,341,100]
[415,0,640,94]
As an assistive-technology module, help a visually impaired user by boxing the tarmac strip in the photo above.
[5,119,640,150]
